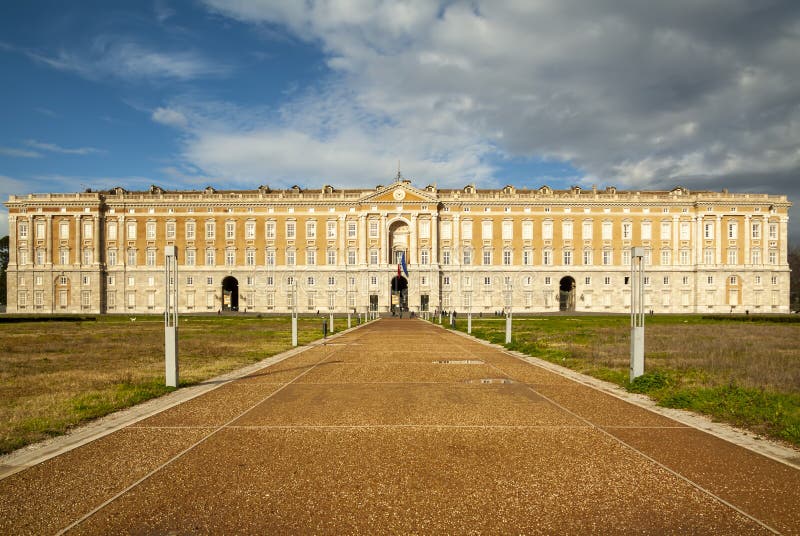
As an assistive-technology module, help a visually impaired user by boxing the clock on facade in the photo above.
[393,188,406,201]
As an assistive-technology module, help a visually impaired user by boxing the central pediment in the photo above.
[358,180,439,204]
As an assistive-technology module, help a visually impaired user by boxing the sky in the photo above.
[1,0,799,242]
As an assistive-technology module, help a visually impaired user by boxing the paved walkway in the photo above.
[1,319,799,534]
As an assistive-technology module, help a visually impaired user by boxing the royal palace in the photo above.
[4,179,792,315]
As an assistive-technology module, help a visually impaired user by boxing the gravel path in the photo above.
[1,318,798,534]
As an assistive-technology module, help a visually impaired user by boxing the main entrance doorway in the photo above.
[390,276,408,313]
[559,276,576,312]
[222,276,239,311]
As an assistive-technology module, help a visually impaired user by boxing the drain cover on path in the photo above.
[433,359,484,364]
[465,378,515,384]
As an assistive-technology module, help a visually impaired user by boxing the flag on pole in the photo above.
[401,251,409,277]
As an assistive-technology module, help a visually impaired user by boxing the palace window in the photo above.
[462,248,472,265]
[769,223,778,240]
[327,220,336,239]
[327,250,336,265]
[641,221,651,240]
[127,221,137,239]
[286,221,296,239]
[286,250,296,266]
[442,249,451,265]
[522,221,533,240]
[482,250,492,265]
[347,221,357,238]
[60,221,70,239]
[206,249,216,266]
[205,221,216,239]
[503,249,512,265]
[307,250,316,265]
[582,220,593,239]
[563,250,572,265]
[186,221,195,240]
[523,249,532,266]
[661,221,671,240]
[482,220,493,240]
[502,220,513,240]
[421,249,429,265]
[751,222,761,239]
[246,249,255,266]
[562,221,573,240]
[306,221,316,239]
[225,221,236,240]
[602,221,612,240]
[542,220,553,240]
[265,221,276,239]
[245,221,255,239]
[462,220,473,239]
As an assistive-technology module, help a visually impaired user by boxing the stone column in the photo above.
[93,215,100,266]
[380,213,387,265]
[8,215,17,265]
[743,214,751,266]
[45,215,52,266]
[75,214,82,267]
[715,215,722,265]
[431,213,439,264]
[358,214,366,265]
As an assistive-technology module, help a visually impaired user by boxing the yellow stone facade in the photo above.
[4,180,792,314]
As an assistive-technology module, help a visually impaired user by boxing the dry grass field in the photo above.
[0,315,328,455]
[456,315,800,446]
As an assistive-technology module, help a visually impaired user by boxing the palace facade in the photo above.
[4,179,792,315]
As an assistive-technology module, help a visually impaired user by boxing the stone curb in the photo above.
[437,321,800,470]
[0,319,374,481]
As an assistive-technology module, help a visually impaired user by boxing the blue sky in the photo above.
[2,1,799,241]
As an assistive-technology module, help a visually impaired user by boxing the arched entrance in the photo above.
[390,276,408,313]
[222,276,239,311]
[559,276,576,312]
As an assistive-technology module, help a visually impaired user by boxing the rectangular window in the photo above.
[108,222,118,240]
[751,249,761,264]
[81,249,91,265]
[522,221,533,240]
[266,221,276,239]
[604,276,612,285]
[483,250,492,265]
[347,250,356,265]
[18,221,28,239]
[265,250,275,266]
[307,250,316,265]
[185,249,196,266]
[622,249,631,266]
[326,220,336,239]
[661,250,671,266]
[543,250,552,265]
[245,221,255,239]
[306,221,316,239]
[602,250,612,265]
[60,221,69,239]
[543,221,553,240]
[462,248,472,265]
[484,277,491,287]
[769,250,777,264]
[246,250,255,266]
[562,221,573,240]
[727,249,737,265]
[205,221,216,239]
[727,222,737,239]
[146,250,155,266]
[286,250,296,266]
[347,221,357,238]
[751,222,761,239]
[61,249,70,265]
[661,221,671,240]
[82,291,91,309]
[622,222,632,239]
[369,220,379,238]
[680,249,690,265]
[502,220,513,240]
[206,249,216,266]
[482,220,493,240]
[503,250,512,265]
[442,249,451,265]
[35,221,45,239]
[327,250,336,265]
[602,221,612,240]
[769,223,778,240]
[226,221,235,240]
[680,222,690,240]
[419,220,430,238]
[127,249,137,266]
[286,221,296,239]
[523,250,532,265]
[185,222,195,240]
[583,249,592,265]
[641,221,651,240]
[704,222,714,240]
[563,250,572,265]
[370,249,378,265]
[704,249,714,265]
[127,221,137,239]
[145,221,156,240]
[582,220,592,240]
[462,220,473,240]
[440,220,452,239]
[421,249,429,265]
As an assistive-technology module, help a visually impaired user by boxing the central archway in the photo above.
[559,276,576,312]
[222,276,239,311]
[390,275,408,313]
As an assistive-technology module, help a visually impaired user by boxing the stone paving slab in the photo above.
[233,383,584,427]
[295,362,508,384]
[71,428,770,535]
[0,428,211,535]
[608,427,800,536]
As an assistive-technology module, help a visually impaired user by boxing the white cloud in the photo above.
[24,35,229,82]
[0,147,41,158]
[24,139,103,156]
[152,107,188,128]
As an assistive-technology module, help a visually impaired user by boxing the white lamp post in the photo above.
[505,276,513,344]
[164,245,179,387]
[630,247,645,380]
[291,280,298,347]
